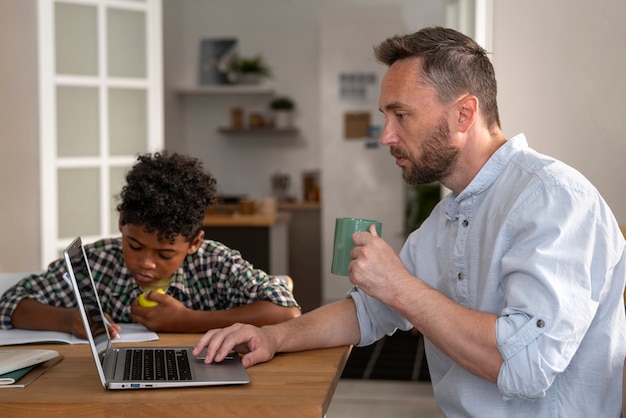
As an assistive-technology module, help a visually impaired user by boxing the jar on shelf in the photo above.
[230,107,244,129]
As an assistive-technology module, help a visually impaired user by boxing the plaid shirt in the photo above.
[0,238,299,328]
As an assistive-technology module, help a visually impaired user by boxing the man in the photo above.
[193,27,626,416]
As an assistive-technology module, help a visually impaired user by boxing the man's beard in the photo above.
[391,117,458,186]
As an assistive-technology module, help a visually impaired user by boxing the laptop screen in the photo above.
[64,237,111,354]
[63,236,251,390]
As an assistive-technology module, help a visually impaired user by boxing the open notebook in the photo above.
[63,236,250,390]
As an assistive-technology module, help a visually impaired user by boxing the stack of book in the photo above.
[0,349,62,388]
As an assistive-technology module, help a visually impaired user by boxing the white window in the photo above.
[38,0,163,265]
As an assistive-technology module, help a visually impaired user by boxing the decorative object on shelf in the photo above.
[271,171,292,202]
[177,84,275,95]
[217,127,299,136]
[302,170,320,202]
[230,54,272,84]
[238,198,256,215]
[230,107,244,129]
[248,112,266,128]
[270,96,295,129]
[256,196,277,216]
[198,38,238,85]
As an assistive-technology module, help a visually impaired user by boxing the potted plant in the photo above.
[270,96,295,129]
[230,54,271,84]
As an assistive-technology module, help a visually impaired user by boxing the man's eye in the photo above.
[397,113,407,120]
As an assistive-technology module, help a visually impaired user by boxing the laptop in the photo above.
[63,236,250,390]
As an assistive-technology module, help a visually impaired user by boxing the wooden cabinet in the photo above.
[202,213,289,275]
[203,203,321,313]
[279,202,321,313]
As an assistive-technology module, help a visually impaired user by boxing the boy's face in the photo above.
[119,223,203,287]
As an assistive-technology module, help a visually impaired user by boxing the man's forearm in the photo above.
[267,298,361,353]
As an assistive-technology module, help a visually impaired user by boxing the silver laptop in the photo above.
[63,236,250,390]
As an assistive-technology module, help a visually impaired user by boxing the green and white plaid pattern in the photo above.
[0,238,299,327]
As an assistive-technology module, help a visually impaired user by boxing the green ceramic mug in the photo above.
[331,217,382,276]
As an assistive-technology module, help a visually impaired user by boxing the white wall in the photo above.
[0,0,40,271]
[491,1,626,224]
[162,0,445,303]
[5,0,625,307]
[164,0,321,201]
[319,5,441,303]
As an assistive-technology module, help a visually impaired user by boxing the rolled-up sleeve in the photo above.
[496,313,551,398]
[348,287,413,347]
[495,185,610,399]
[496,296,599,399]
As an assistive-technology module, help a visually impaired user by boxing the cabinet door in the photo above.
[38,0,163,264]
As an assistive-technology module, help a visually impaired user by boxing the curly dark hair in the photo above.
[116,151,218,243]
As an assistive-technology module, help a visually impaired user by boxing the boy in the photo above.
[0,152,300,338]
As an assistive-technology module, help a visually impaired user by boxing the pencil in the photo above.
[103,317,121,339]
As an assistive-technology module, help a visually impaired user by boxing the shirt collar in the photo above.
[444,133,528,220]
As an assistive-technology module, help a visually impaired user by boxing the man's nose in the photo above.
[379,120,398,146]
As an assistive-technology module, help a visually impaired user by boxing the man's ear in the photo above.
[457,95,478,134]
[187,230,204,254]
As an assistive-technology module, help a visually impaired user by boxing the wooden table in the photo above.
[0,334,351,417]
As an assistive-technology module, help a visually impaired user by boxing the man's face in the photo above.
[378,58,459,185]
[119,223,202,287]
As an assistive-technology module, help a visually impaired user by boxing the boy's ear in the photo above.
[118,213,124,233]
[187,230,204,254]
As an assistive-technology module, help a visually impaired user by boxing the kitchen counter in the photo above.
[202,202,321,312]
[278,201,321,211]
[202,211,291,275]
[203,211,291,227]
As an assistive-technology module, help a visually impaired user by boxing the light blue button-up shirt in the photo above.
[350,134,626,417]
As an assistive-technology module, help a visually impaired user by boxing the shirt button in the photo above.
[536,319,545,328]
[462,220,469,227]
[457,272,464,280]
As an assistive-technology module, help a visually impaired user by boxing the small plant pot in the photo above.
[237,73,261,84]
[273,110,293,129]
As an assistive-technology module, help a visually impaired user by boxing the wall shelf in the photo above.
[218,127,299,136]
[178,84,299,137]
[176,84,275,96]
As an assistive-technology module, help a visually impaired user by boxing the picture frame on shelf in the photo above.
[198,38,238,85]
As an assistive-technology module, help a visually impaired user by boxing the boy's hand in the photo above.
[130,291,190,331]
[68,309,120,339]
[69,308,89,339]
[103,313,121,339]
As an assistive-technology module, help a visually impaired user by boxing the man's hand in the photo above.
[193,323,278,368]
[349,224,410,305]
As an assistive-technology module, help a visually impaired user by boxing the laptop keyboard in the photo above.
[123,349,192,381]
